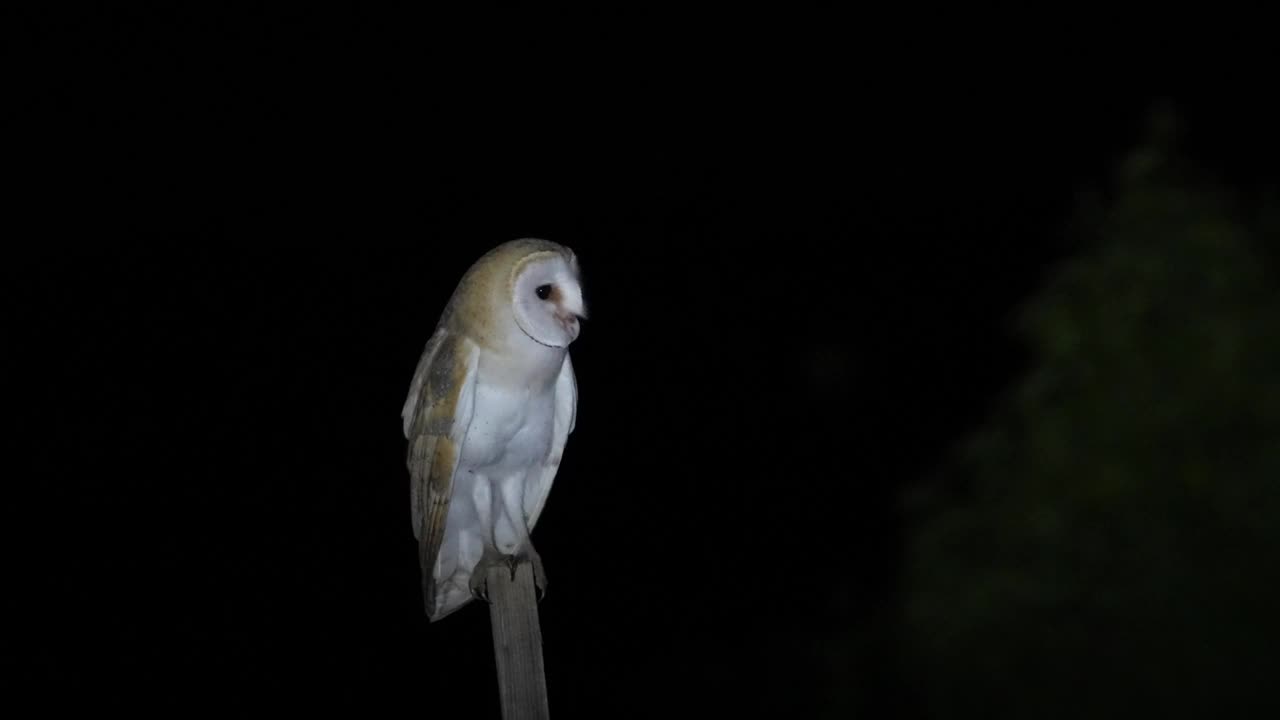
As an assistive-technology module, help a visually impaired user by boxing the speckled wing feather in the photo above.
[401,328,479,617]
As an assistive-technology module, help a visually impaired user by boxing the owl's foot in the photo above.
[510,544,547,603]
[469,545,506,604]
[468,566,491,604]
[469,545,548,603]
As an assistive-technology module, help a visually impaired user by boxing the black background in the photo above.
[12,7,1278,717]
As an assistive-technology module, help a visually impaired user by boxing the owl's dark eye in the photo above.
[535,284,553,300]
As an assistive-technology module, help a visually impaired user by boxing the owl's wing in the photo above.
[402,328,480,616]
[524,352,577,530]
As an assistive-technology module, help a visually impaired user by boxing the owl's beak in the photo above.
[558,298,587,323]
[556,307,584,340]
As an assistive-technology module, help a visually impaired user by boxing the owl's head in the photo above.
[507,241,587,348]
[443,238,588,352]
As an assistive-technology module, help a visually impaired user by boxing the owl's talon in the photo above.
[526,548,548,602]
[468,571,491,604]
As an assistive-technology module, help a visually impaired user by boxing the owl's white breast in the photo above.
[459,343,565,477]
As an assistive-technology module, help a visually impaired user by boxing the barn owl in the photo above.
[402,238,585,622]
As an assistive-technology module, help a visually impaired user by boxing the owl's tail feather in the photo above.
[427,575,477,622]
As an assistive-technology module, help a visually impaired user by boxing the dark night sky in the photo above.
[11,7,1278,716]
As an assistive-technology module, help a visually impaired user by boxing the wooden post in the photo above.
[488,560,549,720]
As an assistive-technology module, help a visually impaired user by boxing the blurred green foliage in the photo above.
[901,109,1280,717]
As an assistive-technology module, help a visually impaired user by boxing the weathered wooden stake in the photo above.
[488,560,549,720]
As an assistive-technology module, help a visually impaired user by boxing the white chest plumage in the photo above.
[460,346,564,477]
